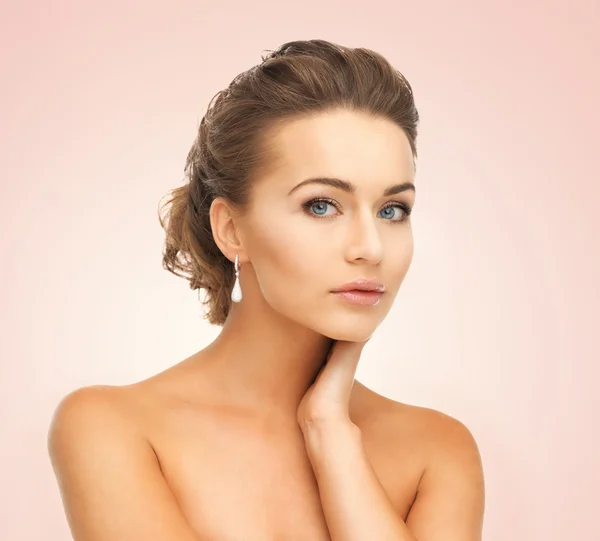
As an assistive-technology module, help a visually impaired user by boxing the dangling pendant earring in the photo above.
[231,254,242,303]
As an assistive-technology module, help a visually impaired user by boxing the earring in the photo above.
[231,254,242,303]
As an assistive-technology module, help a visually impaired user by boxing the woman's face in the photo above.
[237,108,416,342]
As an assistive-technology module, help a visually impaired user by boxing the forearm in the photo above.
[302,420,418,541]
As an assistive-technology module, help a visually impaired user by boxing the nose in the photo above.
[343,208,384,265]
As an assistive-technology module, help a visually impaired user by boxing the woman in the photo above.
[48,39,485,540]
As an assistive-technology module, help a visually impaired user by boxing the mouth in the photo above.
[330,279,385,306]
[331,289,384,306]
[331,278,385,293]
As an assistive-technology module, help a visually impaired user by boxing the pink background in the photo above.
[1,1,598,539]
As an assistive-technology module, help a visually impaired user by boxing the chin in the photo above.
[326,329,375,343]
[268,292,385,342]
[316,318,379,342]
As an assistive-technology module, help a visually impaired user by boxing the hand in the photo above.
[297,338,370,430]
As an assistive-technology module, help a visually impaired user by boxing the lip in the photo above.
[332,290,383,306]
[330,279,385,307]
[331,279,385,293]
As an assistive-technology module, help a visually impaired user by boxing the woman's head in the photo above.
[160,39,419,339]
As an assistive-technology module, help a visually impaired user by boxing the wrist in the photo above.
[301,417,362,450]
[301,419,364,478]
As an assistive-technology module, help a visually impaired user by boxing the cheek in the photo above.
[388,234,414,288]
[244,209,414,334]
[248,216,329,304]
[395,234,414,269]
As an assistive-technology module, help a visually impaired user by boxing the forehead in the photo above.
[261,109,415,188]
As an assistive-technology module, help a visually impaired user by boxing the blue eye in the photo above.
[302,198,412,223]
[379,205,406,220]
[303,198,339,217]
[311,202,330,215]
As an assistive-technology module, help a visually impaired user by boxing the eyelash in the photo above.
[301,197,412,223]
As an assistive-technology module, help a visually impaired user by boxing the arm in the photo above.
[47,386,201,541]
[405,414,486,541]
[297,340,485,540]
[303,415,485,541]
[303,420,419,541]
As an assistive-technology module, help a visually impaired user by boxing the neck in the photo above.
[196,293,334,422]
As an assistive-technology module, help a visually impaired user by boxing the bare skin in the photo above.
[48,109,484,540]
[50,353,449,541]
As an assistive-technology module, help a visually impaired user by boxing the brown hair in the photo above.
[158,39,420,326]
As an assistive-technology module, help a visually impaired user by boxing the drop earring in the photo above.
[231,254,242,303]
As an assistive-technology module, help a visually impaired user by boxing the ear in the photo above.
[209,196,248,264]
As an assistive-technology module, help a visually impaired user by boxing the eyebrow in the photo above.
[287,176,416,197]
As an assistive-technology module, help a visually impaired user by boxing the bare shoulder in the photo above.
[392,400,483,470]
[47,368,185,454]
[48,383,150,443]
[354,381,482,456]
[47,383,201,540]
[48,384,136,443]
[397,402,485,539]
[47,355,213,466]
[354,383,485,537]
[47,383,152,483]
[353,382,484,491]
[396,400,481,453]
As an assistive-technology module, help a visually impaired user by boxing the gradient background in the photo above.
[1,1,598,539]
